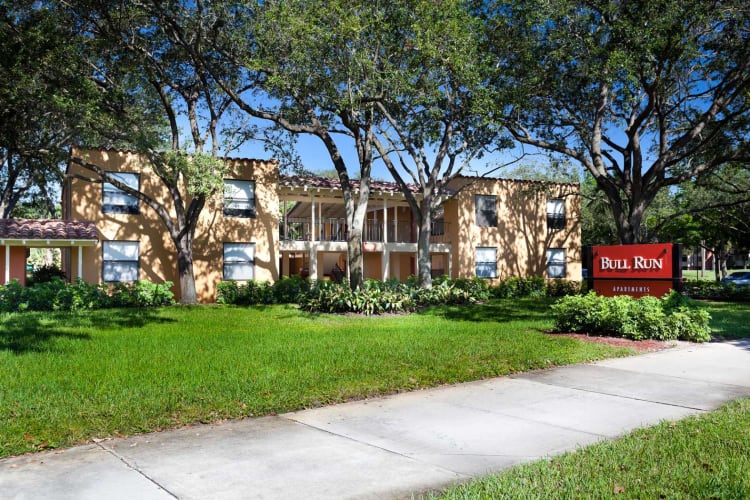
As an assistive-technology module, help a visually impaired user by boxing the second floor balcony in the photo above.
[280,217,449,244]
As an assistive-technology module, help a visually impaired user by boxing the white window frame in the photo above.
[223,242,255,281]
[547,248,566,279]
[102,241,139,282]
[102,172,139,214]
[224,180,256,218]
[546,199,566,230]
[475,247,497,278]
[475,195,497,227]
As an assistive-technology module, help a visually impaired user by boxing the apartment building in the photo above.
[53,147,581,302]
[62,147,279,302]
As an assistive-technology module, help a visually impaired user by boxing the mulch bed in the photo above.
[550,333,674,352]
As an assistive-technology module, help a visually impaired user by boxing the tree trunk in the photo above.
[616,209,645,245]
[347,223,364,290]
[712,244,726,283]
[718,240,729,280]
[343,192,368,290]
[417,199,433,289]
[176,236,197,304]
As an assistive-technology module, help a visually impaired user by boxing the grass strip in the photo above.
[435,397,750,499]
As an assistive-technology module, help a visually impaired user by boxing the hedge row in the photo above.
[551,291,711,342]
[0,278,174,313]
[682,281,750,301]
[217,275,584,313]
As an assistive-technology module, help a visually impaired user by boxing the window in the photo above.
[475,195,497,227]
[475,247,497,278]
[431,218,446,236]
[224,243,255,280]
[102,241,139,282]
[102,172,139,214]
[547,199,566,230]
[224,180,256,218]
[547,248,566,278]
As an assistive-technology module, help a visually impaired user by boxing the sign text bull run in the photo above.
[584,243,682,298]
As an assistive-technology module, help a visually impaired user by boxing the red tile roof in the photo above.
[280,175,422,194]
[0,219,98,240]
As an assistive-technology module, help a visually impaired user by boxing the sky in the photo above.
[231,126,552,182]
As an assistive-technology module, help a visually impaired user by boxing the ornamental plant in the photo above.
[551,291,711,342]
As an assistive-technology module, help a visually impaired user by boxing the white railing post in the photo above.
[4,244,9,284]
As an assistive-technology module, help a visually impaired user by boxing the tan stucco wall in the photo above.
[363,252,382,280]
[65,147,279,302]
[0,247,27,285]
[445,177,582,281]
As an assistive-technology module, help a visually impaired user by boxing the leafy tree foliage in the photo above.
[0,1,105,217]
[488,0,750,244]
[668,165,750,278]
[66,0,242,303]
[370,0,504,288]
[211,0,405,290]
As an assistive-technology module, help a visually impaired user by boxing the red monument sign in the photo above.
[585,243,682,298]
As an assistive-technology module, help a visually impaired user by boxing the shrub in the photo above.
[0,279,173,312]
[224,275,580,314]
[551,291,711,342]
[216,281,240,305]
[546,279,583,297]
[452,277,491,301]
[297,277,487,315]
[27,265,66,285]
[623,296,673,341]
[667,308,712,342]
[682,280,750,301]
[490,277,581,299]
[272,275,310,303]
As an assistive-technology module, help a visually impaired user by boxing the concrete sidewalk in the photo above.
[3,339,750,500]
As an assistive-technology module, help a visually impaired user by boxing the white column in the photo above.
[283,200,289,241]
[394,207,399,242]
[383,199,388,244]
[382,249,390,281]
[78,246,83,281]
[311,196,316,243]
[448,251,453,279]
[4,244,9,284]
[310,196,318,280]
[309,248,318,280]
[382,199,389,280]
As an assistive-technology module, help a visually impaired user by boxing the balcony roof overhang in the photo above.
[279,175,421,198]
[0,219,99,247]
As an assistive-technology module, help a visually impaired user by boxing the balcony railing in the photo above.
[280,217,449,244]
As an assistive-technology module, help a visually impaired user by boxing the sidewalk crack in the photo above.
[95,441,179,499]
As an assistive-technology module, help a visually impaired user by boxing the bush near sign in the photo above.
[584,243,682,298]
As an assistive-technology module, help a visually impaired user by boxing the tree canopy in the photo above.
[0,1,111,217]
[370,0,504,287]
[66,0,241,303]
[489,0,750,244]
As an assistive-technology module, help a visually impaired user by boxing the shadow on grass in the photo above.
[0,314,91,354]
[0,308,176,354]
[420,298,555,323]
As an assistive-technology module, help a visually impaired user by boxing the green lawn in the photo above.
[698,301,750,340]
[2,298,747,460]
[431,300,750,500]
[435,397,750,499]
[0,299,633,458]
